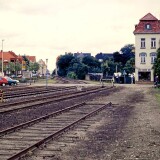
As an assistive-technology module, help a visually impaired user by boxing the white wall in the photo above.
[135,34,160,81]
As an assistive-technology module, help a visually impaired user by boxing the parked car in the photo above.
[0,77,8,86]
[11,74,16,78]
[4,77,19,86]
[17,75,22,78]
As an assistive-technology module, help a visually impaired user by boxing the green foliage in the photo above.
[68,59,88,80]
[82,56,100,67]
[113,44,135,67]
[67,71,77,79]
[82,56,101,72]
[57,53,74,76]
[29,62,40,72]
[4,62,16,72]
[76,63,88,79]
[153,48,160,78]
[15,62,22,71]
[123,57,135,74]
[56,44,135,80]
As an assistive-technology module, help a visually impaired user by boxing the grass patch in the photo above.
[36,78,56,84]
[155,94,160,103]
[151,88,160,104]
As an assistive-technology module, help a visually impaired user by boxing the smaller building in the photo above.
[0,51,37,76]
[74,52,91,58]
[37,59,47,76]
[95,52,113,62]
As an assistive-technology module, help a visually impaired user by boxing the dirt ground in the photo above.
[25,84,160,160]
[65,85,160,160]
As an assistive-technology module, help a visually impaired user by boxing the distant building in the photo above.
[95,52,113,62]
[37,59,47,76]
[133,13,160,82]
[0,51,37,75]
[26,56,36,63]
[74,52,91,58]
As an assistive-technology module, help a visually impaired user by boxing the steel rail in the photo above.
[3,86,76,99]
[0,102,85,137]
[7,102,112,160]
[0,86,113,114]
[0,87,78,108]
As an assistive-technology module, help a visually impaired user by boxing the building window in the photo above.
[151,38,156,48]
[141,38,145,48]
[150,52,157,64]
[145,24,152,30]
[139,52,147,63]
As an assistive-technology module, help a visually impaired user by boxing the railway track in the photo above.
[0,86,113,114]
[0,102,112,160]
[2,86,76,100]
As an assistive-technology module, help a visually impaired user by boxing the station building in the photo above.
[134,13,160,82]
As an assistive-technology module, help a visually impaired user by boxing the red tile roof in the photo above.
[26,56,36,62]
[30,56,36,62]
[0,51,19,61]
[0,51,36,63]
[133,13,160,34]
[140,13,158,21]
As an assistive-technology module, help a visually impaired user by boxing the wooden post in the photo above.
[0,89,4,102]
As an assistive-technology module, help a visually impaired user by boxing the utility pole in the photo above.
[46,59,48,88]
[1,40,4,76]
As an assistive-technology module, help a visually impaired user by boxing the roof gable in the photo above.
[140,13,158,21]
[134,13,160,34]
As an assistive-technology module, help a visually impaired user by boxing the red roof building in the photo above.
[133,13,160,82]
[0,51,20,63]
[134,13,160,34]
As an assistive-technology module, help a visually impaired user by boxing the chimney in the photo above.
[135,24,137,29]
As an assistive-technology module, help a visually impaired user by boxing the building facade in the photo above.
[0,51,38,76]
[134,13,160,82]
[37,59,47,76]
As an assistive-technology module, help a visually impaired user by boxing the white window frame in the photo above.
[151,38,156,48]
[145,24,152,30]
[139,52,147,64]
[150,52,157,64]
[141,38,145,48]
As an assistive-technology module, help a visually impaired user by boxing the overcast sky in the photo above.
[0,0,160,71]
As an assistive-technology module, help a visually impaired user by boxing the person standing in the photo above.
[155,75,159,87]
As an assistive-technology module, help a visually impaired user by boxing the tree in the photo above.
[67,71,77,79]
[68,59,88,80]
[56,53,74,76]
[120,44,135,66]
[82,56,101,73]
[153,48,160,79]
[22,55,30,70]
[113,51,123,63]
[123,57,135,74]
[75,63,88,79]
[15,61,22,76]
[101,61,110,78]
[29,62,40,72]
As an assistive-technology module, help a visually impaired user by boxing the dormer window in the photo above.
[145,24,152,30]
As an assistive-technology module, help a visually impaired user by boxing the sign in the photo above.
[22,60,26,70]
[23,71,31,78]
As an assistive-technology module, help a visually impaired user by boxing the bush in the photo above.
[67,72,77,79]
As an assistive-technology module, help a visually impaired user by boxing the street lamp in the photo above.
[1,40,4,76]
[46,59,48,88]
[15,59,19,77]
